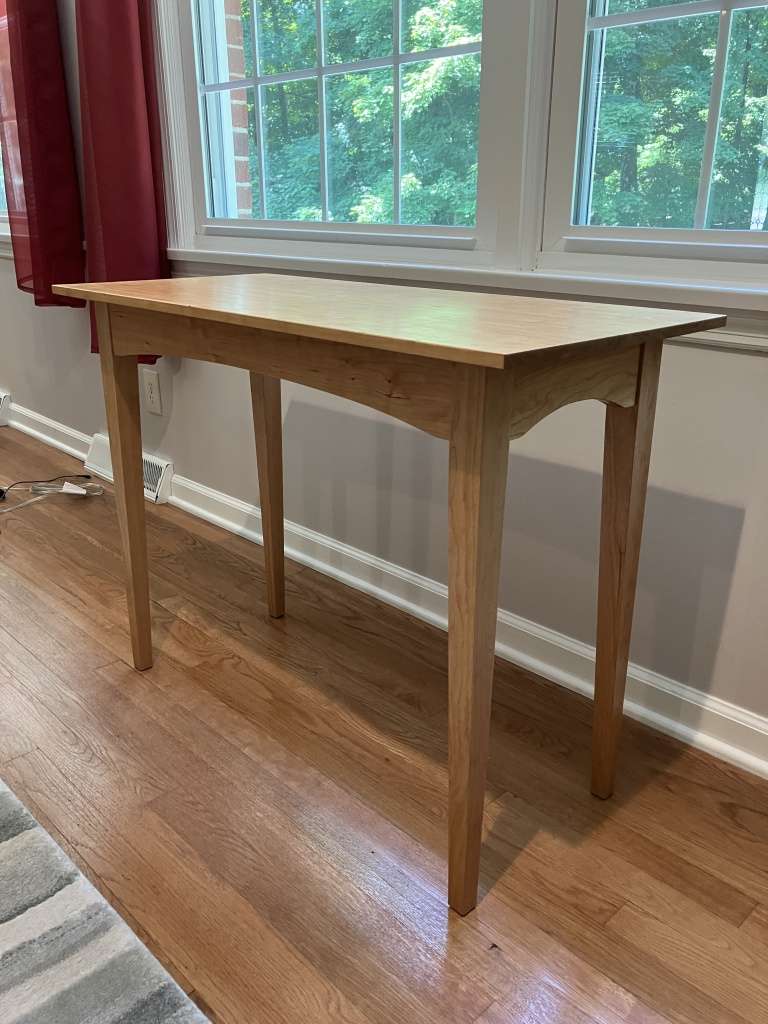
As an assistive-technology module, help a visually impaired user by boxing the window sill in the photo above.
[562,235,768,265]
[202,222,478,251]
[0,234,12,261]
[169,243,768,320]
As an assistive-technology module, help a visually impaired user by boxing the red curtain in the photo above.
[76,1,169,355]
[0,0,84,307]
[0,1,169,339]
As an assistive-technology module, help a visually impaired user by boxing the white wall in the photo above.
[0,265,103,431]
[2,253,768,725]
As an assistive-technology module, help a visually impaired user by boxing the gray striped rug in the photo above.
[0,780,208,1024]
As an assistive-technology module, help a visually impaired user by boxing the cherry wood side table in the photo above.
[54,274,724,915]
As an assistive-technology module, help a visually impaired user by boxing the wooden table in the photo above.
[54,274,724,915]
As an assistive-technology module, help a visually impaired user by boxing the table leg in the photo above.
[250,373,285,618]
[95,304,153,671]
[592,340,662,799]
[448,366,509,916]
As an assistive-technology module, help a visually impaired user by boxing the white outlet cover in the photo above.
[142,367,163,416]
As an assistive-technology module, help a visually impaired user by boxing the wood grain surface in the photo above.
[592,340,663,798]
[1,428,766,1024]
[52,274,725,368]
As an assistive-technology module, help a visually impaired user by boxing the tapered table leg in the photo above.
[448,366,509,916]
[95,304,153,671]
[592,340,663,798]
[250,373,285,618]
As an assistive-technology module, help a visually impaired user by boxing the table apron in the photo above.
[107,304,644,442]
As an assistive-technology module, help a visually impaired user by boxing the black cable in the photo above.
[0,474,92,502]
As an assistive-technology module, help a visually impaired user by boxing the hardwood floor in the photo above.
[1,427,767,1024]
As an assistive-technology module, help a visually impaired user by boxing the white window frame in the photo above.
[541,0,768,293]
[159,0,530,272]
[155,0,768,315]
[197,0,483,230]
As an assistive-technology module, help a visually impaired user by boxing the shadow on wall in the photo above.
[282,395,745,698]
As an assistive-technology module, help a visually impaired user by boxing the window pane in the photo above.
[263,78,321,219]
[327,68,393,222]
[401,52,480,226]
[580,15,718,228]
[195,0,485,226]
[597,1,698,15]
[324,0,393,64]
[402,0,482,54]
[707,6,768,231]
[204,88,260,218]
[256,0,316,75]
[199,0,255,85]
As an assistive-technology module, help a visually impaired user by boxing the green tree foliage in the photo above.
[708,7,768,230]
[244,0,481,224]
[587,15,718,228]
[237,1,768,231]
[585,5,768,231]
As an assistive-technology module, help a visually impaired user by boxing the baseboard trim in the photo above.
[7,411,768,782]
[7,403,92,461]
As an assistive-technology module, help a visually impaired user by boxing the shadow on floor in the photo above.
[187,397,747,899]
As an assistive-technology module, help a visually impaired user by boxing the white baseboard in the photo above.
[7,411,768,781]
[7,403,92,461]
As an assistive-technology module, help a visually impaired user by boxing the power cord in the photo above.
[0,474,104,517]
[0,474,93,502]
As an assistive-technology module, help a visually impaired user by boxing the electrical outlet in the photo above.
[142,368,163,416]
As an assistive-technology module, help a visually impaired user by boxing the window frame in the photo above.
[169,0,507,262]
[197,1,483,229]
[542,0,768,273]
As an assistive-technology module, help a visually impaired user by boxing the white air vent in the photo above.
[85,432,173,504]
[0,391,11,426]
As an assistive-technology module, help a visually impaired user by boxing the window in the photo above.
[545,0,768,262]
[159,0,768,310]
[577,0,768,232]
[192,0,483,228]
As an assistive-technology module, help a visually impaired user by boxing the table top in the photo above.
[53,274,725,369]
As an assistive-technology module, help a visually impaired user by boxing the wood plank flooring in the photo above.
[1,426,767,1024]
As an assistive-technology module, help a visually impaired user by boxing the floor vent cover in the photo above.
[85,432,173,504]
[0,392,11,427]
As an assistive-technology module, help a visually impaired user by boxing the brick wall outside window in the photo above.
[225,0,253,216]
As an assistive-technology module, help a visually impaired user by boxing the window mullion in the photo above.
[250,1,268,219]
[693,4,734,229]
[393,0,402,225]
[316,1,330,221]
